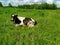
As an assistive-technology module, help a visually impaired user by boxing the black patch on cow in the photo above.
[23,18,32,25]
[12,15,21,24]
[34,21,37,25]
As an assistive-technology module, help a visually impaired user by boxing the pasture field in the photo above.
[0,7,60,45]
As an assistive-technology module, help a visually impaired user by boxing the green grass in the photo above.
[0,7,60,45]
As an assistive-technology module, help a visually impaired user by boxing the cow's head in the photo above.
[11,14,18,21]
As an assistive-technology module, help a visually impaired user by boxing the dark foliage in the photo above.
[0,2,3,7]
[8,3,12,7]
[18,3,57,9]
[0,2,57,9]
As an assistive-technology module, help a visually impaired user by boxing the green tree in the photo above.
[52,3,57,9]
[0,2,3,7]
[8,3,12,7]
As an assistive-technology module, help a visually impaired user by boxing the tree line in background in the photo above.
[0,2,57,9]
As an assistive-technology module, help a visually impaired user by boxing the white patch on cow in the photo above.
[18,17,25,21]
[31,18,35,22]
[11,18,13,20]
[27,21,34,27]
[11,14,15,21]
[18,17,25,26]
[12,14,15,17]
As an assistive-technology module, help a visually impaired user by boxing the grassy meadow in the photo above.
[0,7,60,45]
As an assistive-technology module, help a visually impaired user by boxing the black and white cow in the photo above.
[11,14,37,27]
